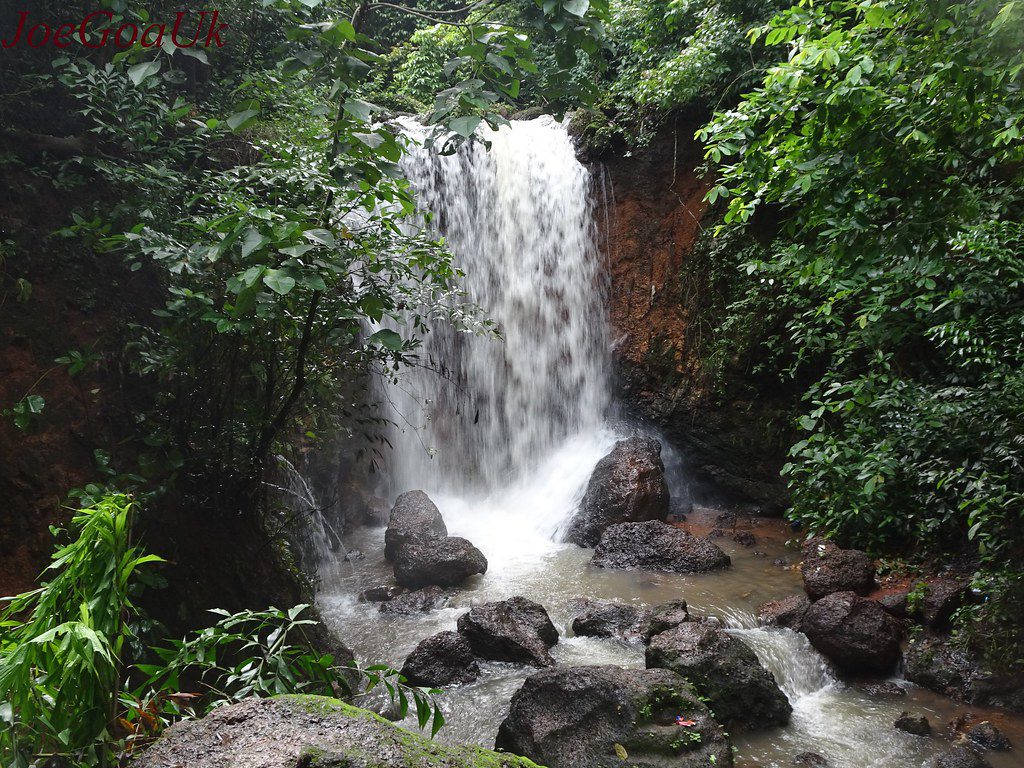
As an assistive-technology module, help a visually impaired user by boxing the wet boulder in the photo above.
[800,538,876,600]
[392,536,487,590]
[645,622,791,730]
[495,665,733,768]
[916,577,970,629]
[378,585,447,616]
[133,696,541,768]
[643,599,692,642]
[384,490,447,561]
[457,597,559,667]
[757,594,811,632]
[570,599,652,642]
[904,636,1024,711]
[894,711,931,736]
[801,592,902,674]
[933,745,993,768]
[592,521,730,574]
[564,436,670,547]
[400,631,480,687]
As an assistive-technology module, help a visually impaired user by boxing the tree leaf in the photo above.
[368,329,403,351]
[128,61,161,86]
[263,270,296,296]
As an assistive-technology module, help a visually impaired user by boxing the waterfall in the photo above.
[376,117,615,548]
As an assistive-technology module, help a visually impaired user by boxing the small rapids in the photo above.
[316,118,1024,768]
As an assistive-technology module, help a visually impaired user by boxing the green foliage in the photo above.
[699,0,1024,660]
[0,494,162,766]
[137,604,444,737]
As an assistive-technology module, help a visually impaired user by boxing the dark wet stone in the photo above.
[383,490,446,561]
[457,596,559,667]
[400,631,480,687]
[495,665,733,768]
[894,711,931,736]
[570,598,652,642]
[378,586,446,616]
[564,436,671,547]
[646,622,791,730]
[592,520,730,573]
[757,594,811,632]
[801,591,902,674]
[800,538,876,600]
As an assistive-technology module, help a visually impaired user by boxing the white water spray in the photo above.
[379,117,614,546]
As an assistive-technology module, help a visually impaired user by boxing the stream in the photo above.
[317,117,1024,768]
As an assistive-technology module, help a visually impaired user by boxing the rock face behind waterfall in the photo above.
[592,520,730,573]
[495,665,733,768]
[384,490,447,561]
[384,490,487,589]
[565,436,670,547]
[133,696,542,768]
[457,597,559,667]
[801,591,902,673]
[645,622,792,730]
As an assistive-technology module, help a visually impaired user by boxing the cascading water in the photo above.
[390,116,610,491]
[315,119,1024,768]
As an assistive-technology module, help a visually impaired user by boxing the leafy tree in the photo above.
[699,0,1024,659]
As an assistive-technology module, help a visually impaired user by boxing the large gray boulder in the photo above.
[384,490,447,561]
[392,536,487,589]
[378,586,447,615]
[801,591,902,673]
[904,635,1024,711]
[132,696,541,768]
[800,538,876,600]
[646,622,792,730]
[457,597,559,667]
[933,745,993,768]
[643,599,692,641]
[592,521,730,573]
[400,631,479,687]
[495,665,733,768]
[564,436,670,547]
[570,598,652,642]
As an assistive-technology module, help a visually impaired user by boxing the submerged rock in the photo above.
[643,599,692,641]
[966,721,1012,751]
[792,754,829,767]
[801,591,902,674]
[800,538,876,600]
[757,594,811,632]
[359,584,406,603]
[564,436,670,547]
[570,598,652,642]
[384,490,447,562]
[645,622,791,730]
[894,711,931,736]
[495,665,733,768]
[400,631,480,688]
[457,597,559,667]
[933,744,993,768]
[132,696,542,768]
[392,536,487,589]
[378,586,447,616]
[591,521,730,574]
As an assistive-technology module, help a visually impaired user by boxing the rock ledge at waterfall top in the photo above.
[496,665,733,768]
[591,520,730,573]
[564,436,670,547]
[132,696,542,768]
[646,622,792,730]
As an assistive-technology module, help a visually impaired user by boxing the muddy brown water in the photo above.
[317,507,1024,768]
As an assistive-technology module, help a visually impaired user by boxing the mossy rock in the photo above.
[133,695,544,768]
